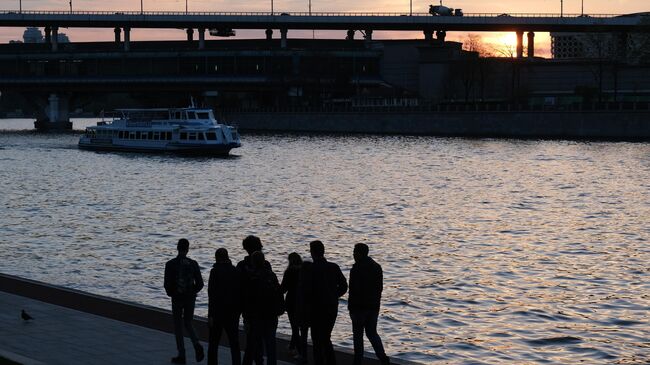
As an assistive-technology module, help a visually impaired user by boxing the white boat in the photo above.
[78,107,241,155]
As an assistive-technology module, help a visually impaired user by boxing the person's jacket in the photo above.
[208,260,242,319]
[164,255,204,298]
[310,257,348,315]
[348,256,383,312]
[243,268,282,320]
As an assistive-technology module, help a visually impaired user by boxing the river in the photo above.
[1,119,649,364]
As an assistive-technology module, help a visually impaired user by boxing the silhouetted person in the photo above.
[348,244,390,365]
[208,248,242,365]
[243,251,283,365]
[165,238,205,364]
[280,252,303,357]
[306,240,348,365]
[237,235,272,365]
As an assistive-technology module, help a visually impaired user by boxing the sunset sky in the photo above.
[1,0,648,57]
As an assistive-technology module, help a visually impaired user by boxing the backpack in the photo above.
[252,270,285,317]
[176,258,195,295]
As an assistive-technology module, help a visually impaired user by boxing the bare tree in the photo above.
[463,34,494,57]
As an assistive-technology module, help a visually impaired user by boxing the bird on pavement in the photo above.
[21,309,34,321]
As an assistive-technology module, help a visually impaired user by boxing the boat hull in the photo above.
[78,141,240,156]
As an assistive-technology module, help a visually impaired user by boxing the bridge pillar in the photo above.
[34,93,72,131]
[423,29,434,41]
[436,30,447,42]
[364,29,373,41]
[527,31,535,58]
[44,26,51,43]
[346,30,355,40]
[516,31,524,58]
[124,27,131,52]
[51,26,58,52]
[265,29,273,40]
[280,28,288,48]
[198,28,205,49]
[186,28,194,42]
[114,27,121,43]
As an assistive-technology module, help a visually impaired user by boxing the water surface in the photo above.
[1,119,649,364]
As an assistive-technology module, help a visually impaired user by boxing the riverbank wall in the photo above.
[222,110,650,140]
[0,273,417,365]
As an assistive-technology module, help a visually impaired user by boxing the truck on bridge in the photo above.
[429,1,463,16]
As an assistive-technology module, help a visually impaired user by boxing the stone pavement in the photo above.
[0,291,292,365]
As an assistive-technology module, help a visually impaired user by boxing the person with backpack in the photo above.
[243,251,284,365]
[164,238,205,364]
[237,235,272,365]
[208,248,242,365]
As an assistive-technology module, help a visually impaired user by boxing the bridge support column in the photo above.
[34,93,72,131]
[198,28,205,49]
[280,28,287,48]
[346,30,355,40]
[44,26,51,43]
[114,27,121,43]
[186,28,194,42]
[265,29,273,40]
[51,26,58,52]
[423,29,434,41]
[436,30,446,42]
[516,30,524,58]
[527,32,535,58]
[124,27,131,52]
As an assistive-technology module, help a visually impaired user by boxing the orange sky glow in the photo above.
[1,0,648,58]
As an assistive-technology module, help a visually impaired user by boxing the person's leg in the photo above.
[311,321,324,365]
[262,317,278,365]
[288,310,300,351]
[350,311,366,365]
[224,315,242,365]
[183,296,204,361]
[172,298,186,359]
[364,311,389,364]
[208,319,224,365]
[298,325,309,363]
[322,315,337,365]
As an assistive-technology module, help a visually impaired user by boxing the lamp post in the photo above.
[141,0,143,14]
[19,0,21,13]
[185,0,188,14]
[410,0,412,16]
[271,0,274,15]
[69,0,72,13]
[560,0,563,17]
[581,0,584,16]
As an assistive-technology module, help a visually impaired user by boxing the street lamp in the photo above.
[185,0,188,14]
[69,0,72,13]
[141,0,143,14]
[410,0,412,16]
[560,0,563,17]
[271,0,274,15]
[581,0,584,16]
[19,0,21,13]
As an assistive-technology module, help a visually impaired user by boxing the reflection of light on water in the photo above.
[0,122,649,363]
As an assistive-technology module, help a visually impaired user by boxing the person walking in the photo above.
[164,238,205,364]
[306,240,348,365]
[348,243,390,365]
[208,248,242,365]
[280,253,303,358]
[243,251,284,365]
[237,235,272,365]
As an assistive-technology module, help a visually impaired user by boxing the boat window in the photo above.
[206,132,217,140]
[187,112,196,119]
[180,132,187,140]
[129,132,136,139]
[198,133,205,141]
[165,132,172,140]
[143,132,150,140]
[196,112,210,119]
[188,132,197,141]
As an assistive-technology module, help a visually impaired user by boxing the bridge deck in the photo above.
[0,11,648,32]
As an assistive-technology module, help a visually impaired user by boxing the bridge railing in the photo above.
[0,10,625,18]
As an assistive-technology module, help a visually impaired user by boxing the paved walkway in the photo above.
[0,291,292,365]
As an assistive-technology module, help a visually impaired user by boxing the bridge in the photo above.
[1,11,649,55]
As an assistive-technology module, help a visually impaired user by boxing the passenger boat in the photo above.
[78,107,241,155]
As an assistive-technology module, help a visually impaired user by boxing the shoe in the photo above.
[379,355,390,365]
[171,355,186,364]
[195,344,205,362]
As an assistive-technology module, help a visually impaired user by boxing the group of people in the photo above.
[163,236,391,365]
